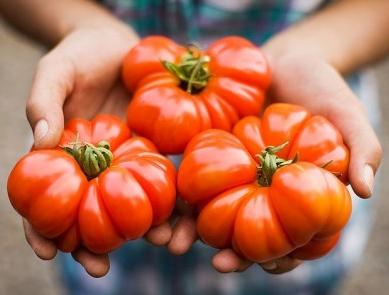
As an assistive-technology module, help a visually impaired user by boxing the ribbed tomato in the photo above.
[122,35,271,154]
[178,103,351,262]
[8,115,176,254]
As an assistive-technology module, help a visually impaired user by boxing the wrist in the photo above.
[57,15,140,57]
[48,0,139,47]
[62,16,137,43]
[262,34,324,66]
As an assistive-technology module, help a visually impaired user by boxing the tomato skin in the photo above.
[178,103,351,262]
[206,36,271,89]
[8,114,176,254]
[8,150,87,238]
[56,224,81,253]
[123,36,271,154]
[233,103,349,181]
[177,130,257,205]
[127,86,212,154]
[122,36,186,92]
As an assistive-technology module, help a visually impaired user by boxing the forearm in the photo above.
[0,0,136,46]
[263,0,389,75]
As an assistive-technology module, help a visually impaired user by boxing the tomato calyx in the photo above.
[162,45,210,94]
[256,142,298,186]
[62,137,113,179]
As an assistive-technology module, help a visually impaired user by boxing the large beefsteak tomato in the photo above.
[122,36,271,154]
[8,115,176,254]
[178,103,351,262]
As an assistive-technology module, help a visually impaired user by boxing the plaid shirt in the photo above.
[102,0,325,45]
[59,1,381,294]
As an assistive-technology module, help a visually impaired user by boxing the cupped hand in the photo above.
[167,51,383,275]
[23,26,181,278]
[267,52,382,198]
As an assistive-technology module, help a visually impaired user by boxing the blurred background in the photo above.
[1,19,388,295]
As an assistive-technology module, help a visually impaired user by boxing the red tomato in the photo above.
[122,36,271,154]
[178,103,351,262]
[8,114,176,254]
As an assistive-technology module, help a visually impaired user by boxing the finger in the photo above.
[167,215,197,255]
[212,249,252,273]
[260,256,302,274]
[145,222,173,246]
[72,248,110,278]
[23,219,57,260]
[26,54,74,149]
[326,98,382,198]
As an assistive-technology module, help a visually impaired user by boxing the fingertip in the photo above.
[212,255,237,273]
[167,239,191,256]
[212,249,250,273]
[260,257,302,275]
[261,261,277,271]
[72,250,110,278]
[23,219,57,260]
[35,245,58,260]
[145,222,173,246]
[349,161,375,198]
[85,258,110,278]
[32,115,64,149]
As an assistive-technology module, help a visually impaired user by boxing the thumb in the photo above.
[26,55,73,148]
[327,99,382,198]
[344,115,382,198]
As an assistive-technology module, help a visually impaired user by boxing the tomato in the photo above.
[177,103,351,262]
[122,36,271,154]
[8,114,176,254]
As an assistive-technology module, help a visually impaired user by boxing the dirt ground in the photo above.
[1,20,388,295]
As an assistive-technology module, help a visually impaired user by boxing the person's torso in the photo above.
[102,0,327,45]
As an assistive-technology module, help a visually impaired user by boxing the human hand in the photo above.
[166,51,382,275]
[265,52,382,198]
[22,25,178,278]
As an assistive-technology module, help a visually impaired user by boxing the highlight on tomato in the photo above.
[177,103,352,263]
[122,35,271,154]
[7,115,176,254]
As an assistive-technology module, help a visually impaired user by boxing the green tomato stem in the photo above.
[256,142,298,186]
[62,139,113,179]
[162,46,210,94]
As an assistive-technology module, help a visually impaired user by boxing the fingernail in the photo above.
[261,261,277,271]
[34,119,49,147]
[364,164,375,197]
